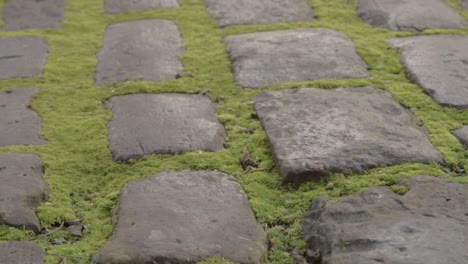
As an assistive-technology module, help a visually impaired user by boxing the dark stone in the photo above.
[389,35,468,108]
[254,87,444,184]
[0,88,47,147]
[2,0,66,31]
[0,242,45,264]
[452,126,468,148]
[0,37,49,80]
[353,0,465,31]
[92,170,268,264]
[95,20,184,86]
[0,154,48,233]
[205,0,313,27]
[303,176,468,264]
[106,93,226,161]
[224,28,368,88]
[104,0,179,13]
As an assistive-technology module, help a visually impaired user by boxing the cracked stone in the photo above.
[389,35,468,108]
[0,37,49,80]
[2,0,66,31]
[0,88,47,147]
[104,0,179,14]
[254,87,444,184]
[452,126,468,148]
[0,153,48,233]
[92,170,268,264]
[106,93,226,161]
[303,176,468,264]
[95,20,184,86]
[353,0,465,31]
[224,28,368,88]
[0,242,45,264]
[206,0,313,27]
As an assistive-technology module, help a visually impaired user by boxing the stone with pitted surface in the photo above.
[303,176,468,264]
[206,0,313,27]
[452,126,468,148]
[224,28,368,88]
[2,0,66,31]
[104,0,179,14]
[254,87,444,184]
[389,35,468,108]
[92,170,268,264]
[95,20,184,86]
[0,242,45,264]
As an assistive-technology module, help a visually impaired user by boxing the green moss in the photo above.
[390,185,409,195]
[0,0,467,263]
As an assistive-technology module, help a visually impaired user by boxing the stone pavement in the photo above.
[0,0,467,263]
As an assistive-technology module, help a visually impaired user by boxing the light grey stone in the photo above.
[462,0,468,10]
[106,93,226,161]
[0,153,48,233]
[0,242,45,264]
[0,37,48,80]
[452,126,468,148]
[95,20,184,86]
[205,0,313,27]
[0,88,47,147]
[389,35,468,108]
[92,170,268,264]
[224,28,368,88]
[254,87,444,184]
[303,176,468,264]
[353,0,465,31]
[2,0,66,31]
[104,0,179,14]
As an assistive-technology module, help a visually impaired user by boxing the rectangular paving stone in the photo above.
[206,0,313,27]
[254,87,444,184]
[0,154,48,233]
[224,28,369,88]
[95,20,184,86]
[106,93,226,161]
[2,0,66,31]
[0,37,49,80]
[354,0,465,31]
[389,35,468,108]
[0,242,45,264]
[0,88,47,147]
[105,0,179,13]
[92,170,267,264]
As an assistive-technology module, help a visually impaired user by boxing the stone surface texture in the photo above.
[95,20,184,86]
[2,0,66,31]
[92,170,268,264]
[0,88,47,147]
[452,126,468,148]
[104,0,179,14]
[462,0,468,9]
[0,37,48,80]
[106,93,226,161]
[254,87,444,184]
[224,28,368,88]
[354,0,466,31]
[389,35,468,108]
[0,242,45,264]
[0,154,48,233]
[303,176,468,264]
[205,0,313,27]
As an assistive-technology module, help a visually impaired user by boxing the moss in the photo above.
[0,0,467,263]
[390,185,409,195]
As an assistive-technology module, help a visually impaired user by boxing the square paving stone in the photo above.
[0,242,45,264]
[104,0,179,13]
[254,87,444,184]
[205,0,313,27]
[92,170,268,264]
[0,153,48,233]
[106,93,226,161]
[0,37,49,80]
[303,176,468,264]
[2,0,66,31]
[95,19,184,86]
[224,28,369,88]
[0,88,47,147]
[389,35,468,109]
[452,126,468,148]
[354,0,465,31]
